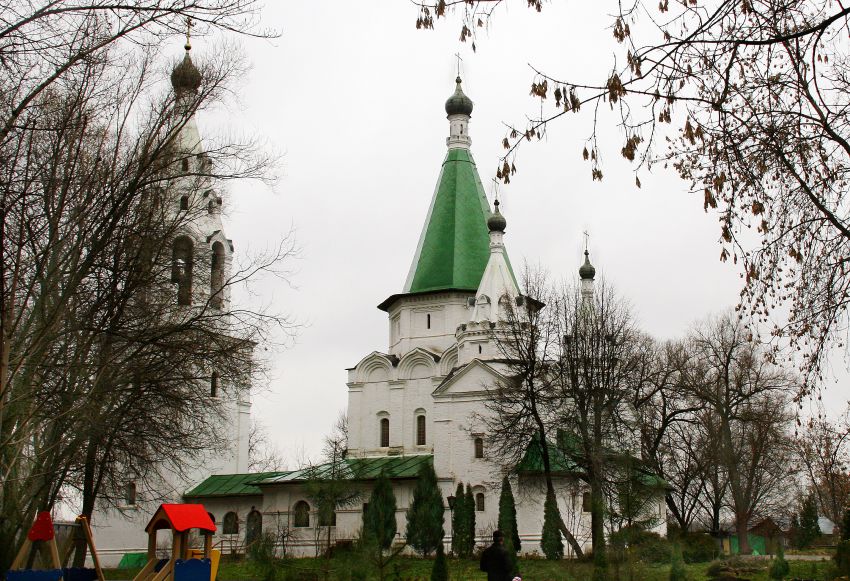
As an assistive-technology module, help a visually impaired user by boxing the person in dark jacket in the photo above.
[480,529,514,581]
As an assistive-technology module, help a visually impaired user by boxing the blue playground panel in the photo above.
[7,570,63,581]
[173,559,211,581]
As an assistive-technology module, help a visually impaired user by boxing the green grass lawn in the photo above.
[103,554,836,581]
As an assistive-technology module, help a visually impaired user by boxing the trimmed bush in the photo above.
[670,542,688,581]
[768,544,789,580]
[540,492,563,560]
[682,533,718,563]
[498,476,521,552]
[431,544,448,581]
[835,539,850,577]
[609,527,672,564]
[406,461,445,556]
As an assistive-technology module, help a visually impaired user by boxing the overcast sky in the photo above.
[189,1,847,466]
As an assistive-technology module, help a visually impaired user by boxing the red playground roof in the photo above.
[145,504,216,533]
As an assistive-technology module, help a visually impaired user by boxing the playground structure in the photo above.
[132,504,220,581]
[7,512,104,581]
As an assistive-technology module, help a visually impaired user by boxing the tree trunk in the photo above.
[72,443,98,567]
[591,477,607,581]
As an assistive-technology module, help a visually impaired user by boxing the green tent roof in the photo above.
[184,471,290,498]
[515,434,583,476]
[258,455,432,485]
[515,434,668,489]
[403,148,493,294]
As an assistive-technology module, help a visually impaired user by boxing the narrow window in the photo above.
[478,344,482,354]
[181,158,189,172]
[293,501,310,528]
[124,482,137,506]
[582,492,591,513]
[416,415,426,446]
[210,241,225,309]
[208,200,214,214]
[223,512,239,534]
[475,493,485,512]
[180,195,189,210]
[210,372,219,398]
[246,509,262,544]
[426,313,431,329]
[380,418,390,447]
[474,437,484,459]
[172,236,193,306]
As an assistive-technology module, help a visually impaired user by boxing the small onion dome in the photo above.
[171,50,202,94]
[487,199,507,232]
[579,249,596,280]
[445,76,473,116]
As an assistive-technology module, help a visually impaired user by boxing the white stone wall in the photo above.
[385,293,475,357]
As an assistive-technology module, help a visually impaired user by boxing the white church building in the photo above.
[177,76,667,558]
[90,56,665,563]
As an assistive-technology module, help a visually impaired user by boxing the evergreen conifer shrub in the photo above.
[541,491,563,560]
[451,482,466,557]
[431,544,449,581]
[670,542,688,581]
[798,493,821,549]
[465,484,476,556]
[498,476,521,552]
[406,461,445,556]
[769,543,789,580]
[363,470,397,550]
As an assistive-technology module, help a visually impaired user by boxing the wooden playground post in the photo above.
[77,516,105,581]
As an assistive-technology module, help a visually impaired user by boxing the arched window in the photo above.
[124,482,136,506]
[246,509,262,544]
[380,417,390,448]
[293,501,310,528]
[208,200,215,214]
[210,372,219,397]
[210,241,225,309]
[223,511,239,534]
[476,492,485,512]
[474,437,484,459]
[172,236,193,306]
[181,158,189,172]
[179,194,189,210]
[416,414,426,446]
[582,492,591,513]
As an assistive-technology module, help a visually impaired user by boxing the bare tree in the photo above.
[550,278,657,576]
[484,266,585,557]
[685,313,797,553]
[303,412,361,558]
[797,406,850,524]
[249,420,287,473]
[0,30,293,571]
[486,266,663,570]
[635,340,705,532]
[413,0,850,390]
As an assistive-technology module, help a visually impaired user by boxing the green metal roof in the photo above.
[515,434,668,489]
[184,471,290,498]
[404,148,493,294]
[516,434,583,476]
[258,455,432,485]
